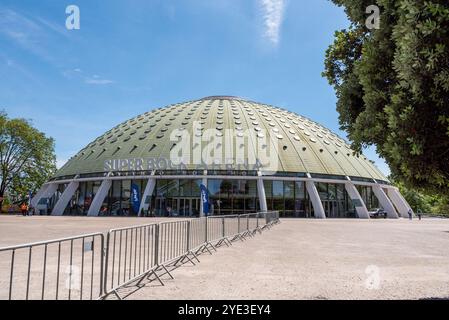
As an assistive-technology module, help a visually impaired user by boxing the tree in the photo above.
[323,0,449,196]
[392,179,432,213]
[391,178,449,216]
[0,111,56,208]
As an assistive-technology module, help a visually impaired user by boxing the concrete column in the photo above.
[372,185,399,219]
[387,187,413,218]
[344,182,370,219]
[32,183,58,207]
[200,177,207,217]
[87,179,112,216]
[51,181,79,216]
[30,184,50,208]
[257,178,268,212]
[305,181,326,219]
[138,178,156,216]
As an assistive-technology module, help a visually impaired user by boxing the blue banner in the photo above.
[200,184,210,216]
[131,183,141,214]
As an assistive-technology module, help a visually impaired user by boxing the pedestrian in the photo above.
[417,208,422,221]
[408,208,413,220]
[20,203,28,216]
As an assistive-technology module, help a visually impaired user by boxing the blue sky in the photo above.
[0,0,390,175]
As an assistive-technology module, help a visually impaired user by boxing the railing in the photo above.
[103,223,158,296]
[0,233,104,300]
[0,212,280,300]
[264,211,280,225]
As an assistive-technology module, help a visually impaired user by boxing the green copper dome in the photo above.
[54,96,388,181]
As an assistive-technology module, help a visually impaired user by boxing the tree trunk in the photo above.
[0,190,4,213]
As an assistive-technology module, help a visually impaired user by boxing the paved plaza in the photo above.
[0,216,448,300]
[0,215,180,247]
[127,218,449,300]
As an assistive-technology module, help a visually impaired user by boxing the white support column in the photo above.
[200,177,207,217]
[257,178,268,213]
[138,178,156,216]
[398,190,414,214]
[30,184,50,208]
[344,182,370,219]
[372,185,398,219]
[32,183,58,208]
[87,179,112,216]
[51,181,79,216]
[305,180,326,219]
[387,187,413,218]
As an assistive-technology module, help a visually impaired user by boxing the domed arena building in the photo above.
[31,96,413,219]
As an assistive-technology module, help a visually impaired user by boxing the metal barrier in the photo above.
[0,212,280,300]
[188,217,207,251]
[263,211,280,226]
[0,233,104,300]
[103,223,158,297]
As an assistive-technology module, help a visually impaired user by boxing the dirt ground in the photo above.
[125,218,449,300]
[0,216,448,300]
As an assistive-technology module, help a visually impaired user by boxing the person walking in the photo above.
[408,208,413,220]
[417,208,422,221]
[20,203,28,216]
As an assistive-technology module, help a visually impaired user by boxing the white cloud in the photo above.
[0,8,63,62]
[62,68,114,85]
[259,0,285,45]
[85,77,114,85]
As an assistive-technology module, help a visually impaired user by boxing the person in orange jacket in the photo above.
[20,203,28,216]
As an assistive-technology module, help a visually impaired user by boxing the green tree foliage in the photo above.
[0,111,56,207]
[393,179,432,213]
[323,0,449,196]
[393,179,449,216]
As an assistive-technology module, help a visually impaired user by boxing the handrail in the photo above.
[0,211,280,300]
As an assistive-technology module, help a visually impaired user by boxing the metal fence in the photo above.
[0,211,280,300]
[103,223,158,296]
[0,233,104,300]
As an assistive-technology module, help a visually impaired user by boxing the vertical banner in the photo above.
[131,183,141,214]
[200,184,210,216]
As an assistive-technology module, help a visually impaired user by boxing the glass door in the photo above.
[155,197,166,216]
[179,198,189,217]
[322,200,339,218]
[192,198,200,217]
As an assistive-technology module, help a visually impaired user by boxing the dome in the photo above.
[54,96,387,182]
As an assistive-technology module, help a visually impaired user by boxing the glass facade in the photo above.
[356,185,380,211]
[316,182,356,218]
[153,179,202,217]
[208,179,259,215]
[56,178,379,218]
[264,180,314,218]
